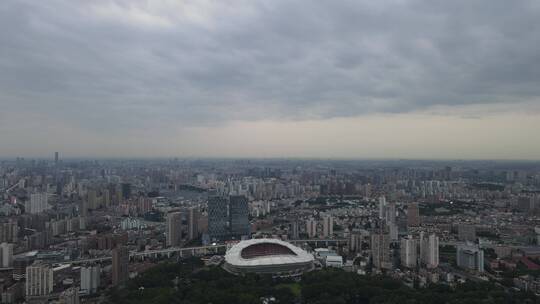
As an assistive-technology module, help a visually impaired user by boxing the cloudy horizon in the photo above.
[1,0,540,159]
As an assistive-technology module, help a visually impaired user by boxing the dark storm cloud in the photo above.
[1,0,539,131]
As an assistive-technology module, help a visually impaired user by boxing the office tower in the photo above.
[103,189,111,208]
[166,212,183,247]
[0,243,13,268]
[79,216,86,231]
[371,233,392,269]
[87,190,98,210]
[187,207,200,241]
[349,231,364,253]
[121,183,131,199]
[458,224,476,242]
[425,234,439,268]
[80,265,100,295]
[290,221,299,240]
[79,198,88,218]
[378,196,386,220]
[407,202,420,227]
[208,196,229,241]
[457,243,484,273]
[388,222,399,242]
[0,219,18,243]
[321,215,333,238]
[208,195,250,241]
[229,195,249,239]
[197,215,208,235]
[25,193,50,214]
[419,232,439,268]
[112,246,129,286]
[25,262,53,298]
[54,152,59,164]
[306,218,317,238]
[59,287,80,304]
[137,197,152,215]
[400,236,417,268]
[386,202,396,224]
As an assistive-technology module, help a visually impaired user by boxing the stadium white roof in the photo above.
[225,238,314,267]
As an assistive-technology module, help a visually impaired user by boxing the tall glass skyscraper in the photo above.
[208,195,250,241]
[229,195,250,239]
[208,196,230,241]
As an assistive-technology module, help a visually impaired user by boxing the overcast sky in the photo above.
[1,0,539,159]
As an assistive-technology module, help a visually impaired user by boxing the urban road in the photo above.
[54,239,465,265]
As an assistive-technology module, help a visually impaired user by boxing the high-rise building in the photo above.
[378,196,386,220]
[112,246,129,286]
[349,231,364,253]
[54,152,59,164]
[457,243,484,273]
[166,212,183,247]
[121,183,131,199]
[0,219,18,243]
[306,218,317,238]
[87,190,98,210]
[229,195,249,239]
[400,236,417,268]
[407,203,420,227]
[321,215,333,238]
[208,196,229,241]
[419,232,439,268]
[25,262,53,298]
[290,221,299,240]
[425,234,439,268]
[371,233,392,269]
[386,202,396,224]
[0,242,14,268]
[458,224,476,242]
[25,193,50,214]
[103,189,111,208]
[208,195,249,241]
[80,264,100,295]
[80,199,88,218]
[388,222,399,242]
[187,207,200,241]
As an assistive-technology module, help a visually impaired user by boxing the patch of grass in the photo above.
[276,282,301,297]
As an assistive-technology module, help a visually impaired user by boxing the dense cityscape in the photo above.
[0,156,538,303]
[2,0,540,303]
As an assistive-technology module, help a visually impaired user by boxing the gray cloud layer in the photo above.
[1,0,540,132]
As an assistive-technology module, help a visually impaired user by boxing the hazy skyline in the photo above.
[1,0,540,159]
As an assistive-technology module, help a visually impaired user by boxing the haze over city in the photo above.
[1,0,540,159]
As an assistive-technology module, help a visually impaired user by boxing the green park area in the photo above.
[107,257,537,304]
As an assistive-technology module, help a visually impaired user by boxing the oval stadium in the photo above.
[223,239,314,277]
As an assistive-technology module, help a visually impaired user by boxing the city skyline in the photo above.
[1,149,540,302]
[1,0,540,159]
